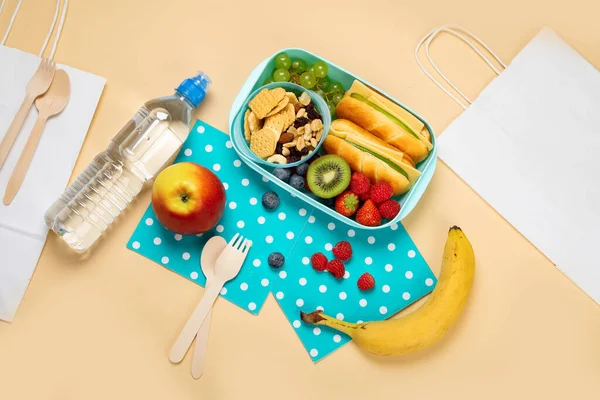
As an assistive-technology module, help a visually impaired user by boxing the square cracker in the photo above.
[248,111,262,133]
[249,88,278,119]
[244,110,252,141]
[265,96,290,117]
[280,103,296,130]
[263,113,285,138]
[250,127,278,159]
[271,87,286,103]
[286,91,299,107]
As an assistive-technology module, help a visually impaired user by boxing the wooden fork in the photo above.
[169,233,252,364]
[0,59,56,172]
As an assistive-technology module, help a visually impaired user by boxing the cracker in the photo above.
[271,87,286,103]
[265,96,289,117]
[250,127,278,159]
[244,110,252,141]
[248,111,262,133]
[263,113,285,138]
[286,91,299,107]
[281,103,296,130]
[249,88,278,119]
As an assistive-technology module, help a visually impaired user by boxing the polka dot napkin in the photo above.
[271,210,436,362]
[127,120,436,363]
[127,121,312,315]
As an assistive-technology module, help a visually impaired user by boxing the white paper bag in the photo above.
[416,26,600,304]
[0,0,105,321]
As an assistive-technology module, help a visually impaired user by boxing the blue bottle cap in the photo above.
[176,72,211,107]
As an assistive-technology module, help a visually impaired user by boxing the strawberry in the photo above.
[335,190,359,217]
[332,241,352,261]
[350,172,371,195]
[378,199,401,219]
[327,259,345,279]
[369,182,393,204]
[357,272,375,291]
[355,200,382,226]
[311,252,328,271]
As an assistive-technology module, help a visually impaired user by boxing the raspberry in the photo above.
[332,241,353,261]
[357,273,375,291]
[311,252,328,271]
[378,200,401,219]
[327,259,345,279]
[369,182,393,204]
[350,172,371,195]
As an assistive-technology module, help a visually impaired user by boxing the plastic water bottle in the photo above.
[44,72,211,251]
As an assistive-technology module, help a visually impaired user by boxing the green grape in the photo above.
[329,81,344,94]
[299,72,317,89]
[308,65,316,75]
[327,101,336,116]
[291,59,307,73]
[312,61,328,79]
[317,76,330,90]
[264,77,274,85]
[332,92,344,105]
[274,52,291,70]
[315,88,326,98]
[273,68,290,82]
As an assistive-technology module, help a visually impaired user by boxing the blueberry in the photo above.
[321,197,335,208]
[295,163,309,176]
[289,174,305,191]
[262,191,280,210]
[273,168,291,182]
[268,252,285,268]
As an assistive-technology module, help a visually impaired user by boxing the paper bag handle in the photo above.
[0,0,69,60]
[415,25,507,110]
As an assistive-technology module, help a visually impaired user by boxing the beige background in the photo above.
[1,0,599,398]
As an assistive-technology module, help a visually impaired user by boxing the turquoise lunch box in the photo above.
[228,48,437,230]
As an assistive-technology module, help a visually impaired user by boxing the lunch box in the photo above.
[228,48,437,230]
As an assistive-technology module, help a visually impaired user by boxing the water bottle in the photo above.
[44,72,211,251]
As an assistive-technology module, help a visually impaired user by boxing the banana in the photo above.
[300,226,475,356]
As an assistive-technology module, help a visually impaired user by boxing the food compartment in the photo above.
[229,48,437,230]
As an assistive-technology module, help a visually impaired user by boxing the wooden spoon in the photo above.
[3,69,70,205]
[169,236,226,365]
[191,235,226,379]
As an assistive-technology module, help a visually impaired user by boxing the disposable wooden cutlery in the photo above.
[169,233,251,364]
[0,59,55,172]
[191,235,227,379]
[3,69,70,205]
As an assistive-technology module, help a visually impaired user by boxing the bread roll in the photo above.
[323,135,412,196]
[330,119,416,168]
[336,96,430,163]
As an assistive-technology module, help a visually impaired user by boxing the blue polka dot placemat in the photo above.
[271,210,437,362]
[127,120,436,363]
[127,120,315,315]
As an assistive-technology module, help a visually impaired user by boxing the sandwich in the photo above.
[323,119,422,196]
[335,80,432,163]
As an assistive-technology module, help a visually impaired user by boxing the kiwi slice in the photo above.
[350,93,420,140]
[307,155,351,199]
[343,140,409,180]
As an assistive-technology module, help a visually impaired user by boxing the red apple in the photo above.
[152,162,226,234]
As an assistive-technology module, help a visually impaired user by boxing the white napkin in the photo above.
[437,28,600,304]
[0,46,105,321]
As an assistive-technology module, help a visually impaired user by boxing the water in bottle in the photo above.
[44,72,211,251]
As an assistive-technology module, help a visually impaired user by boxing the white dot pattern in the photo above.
[128,124,436,364]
